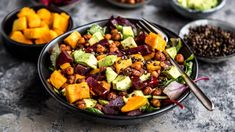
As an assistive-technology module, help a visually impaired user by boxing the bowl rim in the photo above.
[38,18,199,120]
[1,5,73,48]
[179,19,235,60]
[172,0,226,13]
[106,0,152,8]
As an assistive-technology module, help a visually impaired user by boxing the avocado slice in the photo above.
[84,99,97,108]
[105,67,118,83]
[88,32,104,45]
[112,75,132,91]
[166,47,177,59]
[121,37,137,49]
[122,26,134,39]
[164,66,182,79]
[73,50,97,69]
[140,73,151,82]
[98,55,117,68]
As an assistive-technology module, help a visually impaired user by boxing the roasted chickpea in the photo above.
[107,92,117,101]
[151,71,159,78]
[131,69,141,77]
[128,0,136,4]
[83,34,92,40]
[77,100,86,109]
[110,43,118,52]
[105,34,112,40]
[112,33,121,41]
[152,88,162,96]
[95,104,103,111]
[175,54,184,63]
[67,75,75,84]
[60,44,67,51]
[96,44,106,53]
[155,51,166,61]
[66,45,72,51]
[131,62,142,71]
[65,67,74,75]
[143,86,153,95]
[96,54,106,60]
[114,41,121,47]
[151,99,161,107]
[111,29,119,34]
[78,37,86,44]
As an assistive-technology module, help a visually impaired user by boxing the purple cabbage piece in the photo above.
[74,64,91,75]
[127,110,142,116]
[103,106,119,115]
[135,32,146,45]
[56,50,73,67]
[102,96,125,115]
[124,45,152,56]
[86,77,109,97]
[163,81,185,100]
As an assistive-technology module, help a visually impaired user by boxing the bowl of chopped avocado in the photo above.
[170,0,226,19]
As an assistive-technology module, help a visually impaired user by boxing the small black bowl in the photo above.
[170,0,226,19]
[106,0,151,9]
[38,18,198,125]
[1,5,73,61]
[179,19,235,63]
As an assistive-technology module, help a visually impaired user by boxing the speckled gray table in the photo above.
[0,0,234,131]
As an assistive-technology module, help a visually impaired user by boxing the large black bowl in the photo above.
[38,19,198,125]
[1,5,73,61]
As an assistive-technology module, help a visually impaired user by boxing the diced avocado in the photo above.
[98,99,109,105]
[140,73,151,82]
[166,47,177,59]
[87,24,104,35]
[164,66,182,79]
[121,37,137,49]
[74,50,97,69]
[98,55,117,68]
[112,75,132,91]
[105,67,118,83]
[122,26,134,39]
[84,99,97,108]
[129,90,144,97]
[115,25,123,31]
[88,32,104,45]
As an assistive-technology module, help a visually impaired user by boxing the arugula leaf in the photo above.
[50,43,60,67]
[85,108,104,115]
[185,54,195,62]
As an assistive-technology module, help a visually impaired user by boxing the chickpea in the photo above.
[152,88,162,96]
[65,67,74,75]
[83,34,92,40]
[110,43,118,52]
[131,62,142,71]
[160,61,168,69]
[77,100,85,109]
[96,44,106,53]
[128,0,136,4]
[175,54,184,64]
[78,37,86,44]
[151,99,161,107]
[112,33,121,41]
[66,45,72,51]
[111,29,118,34]
[151,71,159,78]
[105,34,112,40]
[107,92,117,101]
[96,54,106,60]
[131,69,141,77]
[67,75,75,84]
[60,44,67,51]
[95,104,103,111]
[143,86,153,95]
[155,51,166,61]
[114,41,121,47]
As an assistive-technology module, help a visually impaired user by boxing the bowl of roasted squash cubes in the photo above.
[1,5,73,60]
[38,16,198,125]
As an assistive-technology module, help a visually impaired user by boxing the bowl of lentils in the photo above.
[179,19,235,63]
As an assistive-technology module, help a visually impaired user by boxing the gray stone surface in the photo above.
[0,0,234,131]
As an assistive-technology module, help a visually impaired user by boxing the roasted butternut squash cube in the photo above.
[49,70,67,89]
[10,31,33,44]
[24,27,49,39]
[65,82,90,104]
[147,60,161,71]
[27,13,41,28]
[53,29,64,36]
[115,57,132,74]
[64,31,81,48]
[52,13,70,33]
[40,21,49,28]
[35,30,58,44]
[145,32,166,51]
[12,17,27,31]
[143,52,155,61]
[60,62,71,70]
[17,7,35,17]
[37,8,52,25]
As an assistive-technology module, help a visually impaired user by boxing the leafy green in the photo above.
[185,54,195,62]
[85,108,104,115]
[170,38,182,52]
[50,43,61,67]
[140,103,159,112]
[185,61,193,76]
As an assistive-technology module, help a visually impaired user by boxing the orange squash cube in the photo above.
[64,31,81,48]
[24,27,49,39]
[10,31,33,44]
[52,13,69,33]
[35,30,58,44]
[65,82,90,104]
[145,32,166,51]
[49,70,67,89]
[17,7,35,17]
[27,13,41,28]
[60,62,71,70]
[121,96,148,112]
[12,17,27,31]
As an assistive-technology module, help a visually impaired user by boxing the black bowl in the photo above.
[179,19,235,63]
[1,5,73,61]
[170,0,226,19]
[38,18,198,125]
[106,0,152,9]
